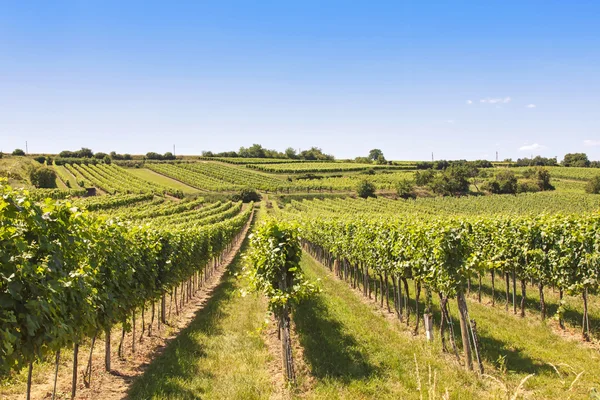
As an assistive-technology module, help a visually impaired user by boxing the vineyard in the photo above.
[247,161,414,173]
[2,157,600,399]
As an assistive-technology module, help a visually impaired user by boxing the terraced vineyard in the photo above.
[66,163,184,197]
[247,161,414,173]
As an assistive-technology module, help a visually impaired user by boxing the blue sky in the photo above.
[1,1,599,160]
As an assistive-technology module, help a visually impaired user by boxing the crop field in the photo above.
[2,157,600,400]
[247,161,414,173]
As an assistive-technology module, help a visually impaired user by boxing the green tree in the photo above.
[415,169,436,186]
[232,188,262,202]
[285,147,297,159]
[356,180,376,198]
[562,153,590,167]
[396,179,415,199]
[12,149,25,156]
[484,170,518,194]
[29,166,57,188]
[368,149,384,161]
[354,156,371,164]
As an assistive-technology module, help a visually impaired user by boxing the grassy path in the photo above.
[126,167,201,194]
[293,253,492,399]
[127,220,274,400]
[297,252,600,399]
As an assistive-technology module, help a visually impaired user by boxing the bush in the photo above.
[586,176,600,194]
[484,170,517,194]
[29,166,57,188]
[517,180,541,193]
[356,180,376,198]
[415,169,435,186]
[396,179,415,199]
[232,188,262,203]
[12,149,25,156]
[104,155,112,164]
[33,156,46,164]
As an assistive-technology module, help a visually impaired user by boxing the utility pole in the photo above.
[173,144,176,156]
[25,141,28,155]
[431,152,434,162]
[496,151,498,162]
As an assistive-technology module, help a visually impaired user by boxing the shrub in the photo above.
[586,176,600,194]
[396,179,416,199]
[29,166,57,188]
[12,149,25,156]
[356,180,376,198]
[484,170,517,194]
[232,188,261,203]
[415,169,435,186]
[33,156,46,164]
[517,180,541,193]
[521,167,554,191]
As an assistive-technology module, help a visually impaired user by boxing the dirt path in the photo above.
[7,212,254,400]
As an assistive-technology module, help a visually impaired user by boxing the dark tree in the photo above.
[356,180,376,198]
[368,149,384,161]
[562,153,590,167]
[12,149,25,156]
[29,166,57,188]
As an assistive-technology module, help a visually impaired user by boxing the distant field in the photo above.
[512,166,600,181]
[200,157,322,164]
[53,164,82,189]
[126,167,200,194]
[248,162,414,173]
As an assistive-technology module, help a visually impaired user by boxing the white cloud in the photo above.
[466,100,473,105]
[447,119,455,124]
[584,139,600,147]
[518,143,546,152]
[480,96,511,104]
[526,104,536,108]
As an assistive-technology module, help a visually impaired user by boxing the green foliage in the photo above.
[516,180,541,193]
[59,148,93,158]
[356,180,376,198]
[515,156,558,167]
[33,156,46,164]
[428,164,471,196]
[104,155,112,164]
[562,152,590,167]
[29,166,57,188]
[586,176,600,194]
[232,188,262,203]
[145,152,176,160]
[368,149,384,161]
[523,167,554,191]
[354,156,372,164]
[484,170,518,194]
[12,149,25,156]
[396,178,415,199]
[244,220,318,314]
[0,181,252,373]
[415,169,435,186]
